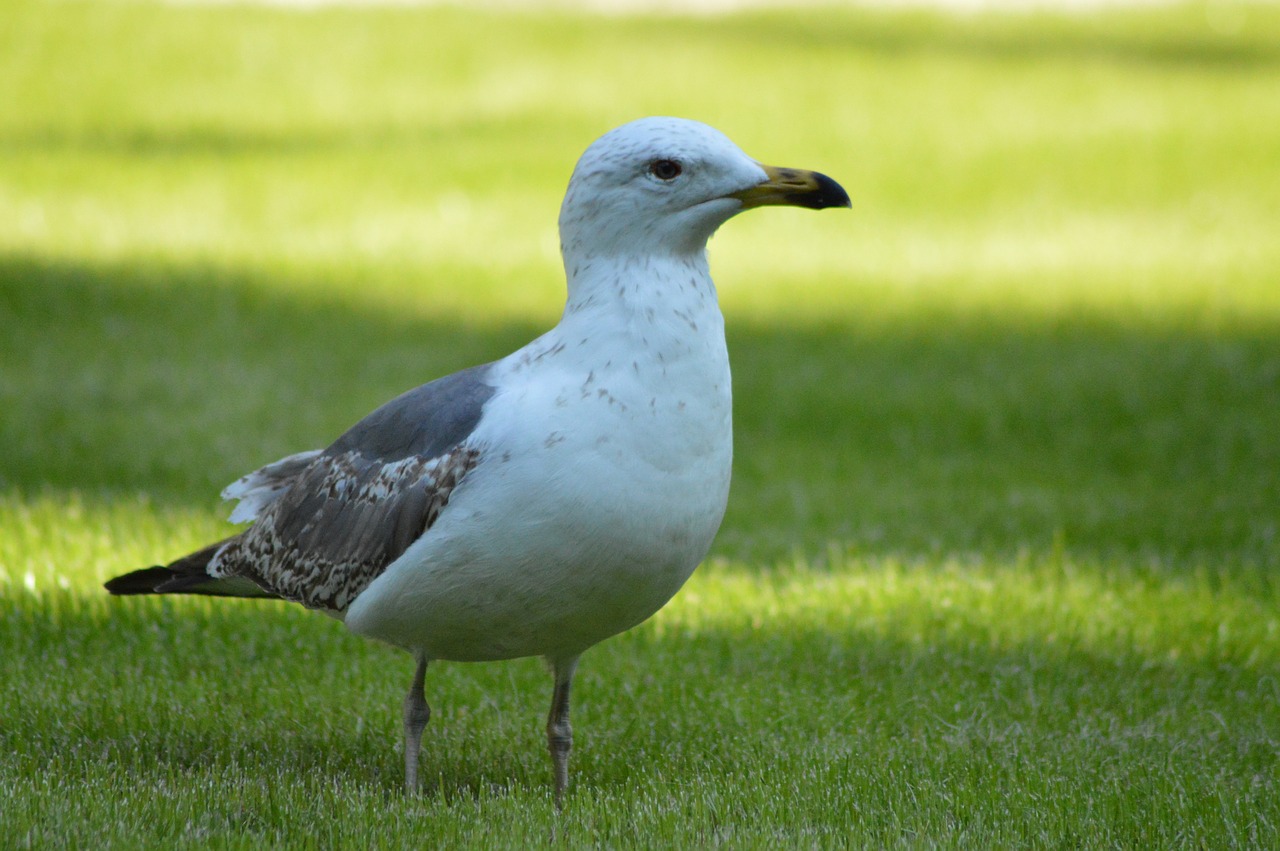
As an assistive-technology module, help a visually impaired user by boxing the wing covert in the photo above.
[210,364,496,611]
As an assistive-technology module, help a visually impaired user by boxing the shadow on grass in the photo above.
[0,109,575,160]
[2,252,1277,573]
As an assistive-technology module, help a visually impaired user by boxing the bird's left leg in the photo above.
[403,652,430,794]
[546,654,580,808]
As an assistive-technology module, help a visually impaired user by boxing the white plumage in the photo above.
[106,116,849,803]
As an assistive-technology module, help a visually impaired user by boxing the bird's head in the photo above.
[558,116,850,261]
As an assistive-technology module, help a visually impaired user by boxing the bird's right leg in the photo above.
[547,655,580,809]
[403,653,430,794]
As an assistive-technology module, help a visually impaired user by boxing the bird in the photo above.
[105,116,849,804]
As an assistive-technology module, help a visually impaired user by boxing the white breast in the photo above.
[345,257,733,662]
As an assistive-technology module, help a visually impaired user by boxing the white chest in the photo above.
[345,256,734,661]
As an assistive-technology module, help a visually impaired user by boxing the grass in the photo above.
[2,0,1279,846]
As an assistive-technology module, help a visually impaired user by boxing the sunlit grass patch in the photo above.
[0,490,222,593]
[4,549,1277,846]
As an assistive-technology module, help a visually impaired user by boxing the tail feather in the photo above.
[104,538,279,600]
[103,565,179,595]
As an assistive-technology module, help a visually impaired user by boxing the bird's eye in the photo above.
[648,159,683,181]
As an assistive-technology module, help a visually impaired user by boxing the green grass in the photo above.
[3,0,1279,846]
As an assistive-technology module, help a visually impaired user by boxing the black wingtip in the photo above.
[104,566,175,596]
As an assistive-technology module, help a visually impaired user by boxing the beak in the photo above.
[731,164,851,211]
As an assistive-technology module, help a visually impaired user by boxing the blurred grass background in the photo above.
[2,0,1279,846]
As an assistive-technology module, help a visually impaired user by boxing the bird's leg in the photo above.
[546,655,579,808]
[402,653,430,794]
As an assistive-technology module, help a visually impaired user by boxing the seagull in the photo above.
[105,116,849,804]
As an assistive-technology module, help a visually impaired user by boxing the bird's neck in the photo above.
[561,249,719,324]
[553,248,727,377]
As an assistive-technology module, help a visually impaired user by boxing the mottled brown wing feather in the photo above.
[211,446,480,612]
[208,363,496,612]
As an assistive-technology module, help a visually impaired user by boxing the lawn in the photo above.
[2,0,1279,846]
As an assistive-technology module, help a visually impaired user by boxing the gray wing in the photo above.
[211,363,496,612]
